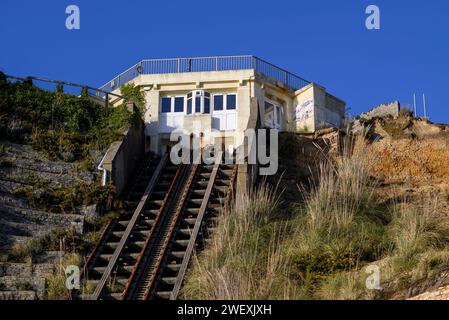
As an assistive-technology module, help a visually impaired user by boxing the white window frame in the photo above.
[264,99,283,130]
[159,95,186,133]
[211,93,238,112]
[186,90,211,115]
[212,93,238,131]
[160,95,186,114]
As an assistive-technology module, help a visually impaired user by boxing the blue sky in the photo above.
[1,0,448,123]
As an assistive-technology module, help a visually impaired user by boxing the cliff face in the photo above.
[360,117,449,214]
[266,116,449,300]
[353,116,449,300]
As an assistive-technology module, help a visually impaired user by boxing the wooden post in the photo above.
[104,93,109,110]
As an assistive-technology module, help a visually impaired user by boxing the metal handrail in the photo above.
[89,153,169,300]
[3,73,124,108]
[170,151,223,300]
[98,55,311,93]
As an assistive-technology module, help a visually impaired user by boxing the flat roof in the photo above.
[99,55,310,94]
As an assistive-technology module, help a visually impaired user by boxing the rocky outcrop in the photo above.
[408,286,449,300]
[351,101,401,135]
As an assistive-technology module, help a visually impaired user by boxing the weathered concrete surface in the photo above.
[0,141,94,188]
[351,101,401,134]
[0,262,54,300]
[0,203,84,249]
[0,141,89,250]
[0,291,37,300]
[102,108,144,196]
[360,101,401,120]
[0,140,94,299]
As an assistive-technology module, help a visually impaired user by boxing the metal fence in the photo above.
[5,73,124,108]
[99,55,310,94]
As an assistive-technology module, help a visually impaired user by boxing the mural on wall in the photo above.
[296,99,314,122]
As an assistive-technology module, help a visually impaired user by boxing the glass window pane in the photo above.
[265,101,274,112]
[195,97,201,113]
[214,95,223,111]
[174,97,184,113]
[187,98,192,114]
[204,98,210,114]
[227,94,236,110]
[161,97,171,113]
[205,92,210,98]
[187,92,192,98]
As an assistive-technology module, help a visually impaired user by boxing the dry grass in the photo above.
[181,138,449,300]
[45,253,82,300]
[181,184,302,300]
[304,149,376,232]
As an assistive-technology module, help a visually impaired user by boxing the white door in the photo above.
[212,94,237,131]
[160,96,185,133]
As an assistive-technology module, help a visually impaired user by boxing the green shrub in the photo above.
[13,182,116,214]
[294,252,357,284]
[8,236,46,262]
[120,83,146,113]
[0,78,136,160]
[17,281,33,291]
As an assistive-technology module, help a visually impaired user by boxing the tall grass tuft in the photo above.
[304,147,376,233]
[45,253,81,300]
[389,197,449,273]
[181,184,301,300]
[286,143,391,299]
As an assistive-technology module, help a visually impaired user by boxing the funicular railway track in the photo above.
[75,151,237,300]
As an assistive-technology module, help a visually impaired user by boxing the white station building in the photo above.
[100,55,346,156]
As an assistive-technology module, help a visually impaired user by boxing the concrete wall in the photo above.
[359,101,401,120]
[127,70,255,155]
[317,92,346,129]
[294,84,317,132]
[293,83,345,132]
[102,104,145,196]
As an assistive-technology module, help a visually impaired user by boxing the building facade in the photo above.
[101,56,345,156]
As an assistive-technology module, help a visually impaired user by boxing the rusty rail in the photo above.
[79,219,113,282]
[223,165,238,212]
[142,163,199,300]
[170,153,222,299]
[89,153,168,300]
[120,163,184,299]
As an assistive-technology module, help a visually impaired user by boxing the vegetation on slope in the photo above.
[182,185,297,299]
[0,73,142,161]
[183,135,449,300]
[0,75,144,264]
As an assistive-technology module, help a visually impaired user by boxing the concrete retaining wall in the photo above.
[102,103,145,196]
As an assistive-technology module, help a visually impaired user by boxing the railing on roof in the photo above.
[98,55,310,94]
